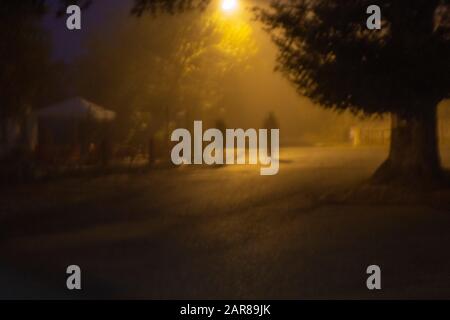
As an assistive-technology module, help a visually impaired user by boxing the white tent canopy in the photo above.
[37,97,116,122]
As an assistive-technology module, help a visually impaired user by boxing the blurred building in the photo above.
[349,106,450,147]
[36,97,116,164]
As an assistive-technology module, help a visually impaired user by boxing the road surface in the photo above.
[1,146,450,299]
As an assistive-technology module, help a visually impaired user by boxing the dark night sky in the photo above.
[43,0,132,61]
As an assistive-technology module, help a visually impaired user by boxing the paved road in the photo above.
[1,147,450,299]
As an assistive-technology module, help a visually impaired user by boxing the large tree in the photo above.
[130,0,450,186]
[258,0,450,185]
[0,1,69,146]
[0,2,48,136]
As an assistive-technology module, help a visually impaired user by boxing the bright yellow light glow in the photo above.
[221,0,238,13]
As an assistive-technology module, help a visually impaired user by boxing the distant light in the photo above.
[221,0,238,13]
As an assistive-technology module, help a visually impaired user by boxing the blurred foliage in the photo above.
[132,0,210,15]
[73,10,257,148]
[257,0,450,116]
[0,2,65,124]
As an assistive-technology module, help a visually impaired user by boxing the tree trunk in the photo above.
[372,103,444,187]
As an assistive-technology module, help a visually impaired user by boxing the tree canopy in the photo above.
[56,0,449,117]
[258,0,450,116]
[0,1,58,121]
[5,0,449,120]
[74,9,256,146]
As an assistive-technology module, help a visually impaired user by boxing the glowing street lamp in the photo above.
[221,0,239,13]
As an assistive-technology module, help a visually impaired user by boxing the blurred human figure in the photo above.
[349,126,361,147]
[263,112,279,156]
